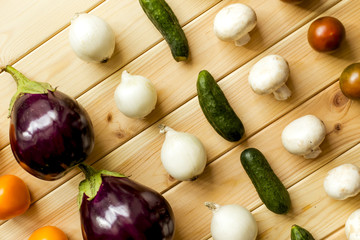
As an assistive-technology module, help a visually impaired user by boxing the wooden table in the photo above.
[0,0,358,239]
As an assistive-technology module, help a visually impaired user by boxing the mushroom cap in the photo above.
[249,55,290,95]
[281,115,326,156]
[324,164,360,200]
[213,3,257,42]
[346,209,360,240]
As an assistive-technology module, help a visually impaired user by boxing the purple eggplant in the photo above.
[78,164,175,240]
[4,65,94,180]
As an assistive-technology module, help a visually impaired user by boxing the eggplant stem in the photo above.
[77,163,127,207]
[4,65,28,85]
[3,65,55,117]
[78,163,98,180]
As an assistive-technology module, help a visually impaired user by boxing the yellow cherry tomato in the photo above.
[0,175,31,220]
[29,226,68,240]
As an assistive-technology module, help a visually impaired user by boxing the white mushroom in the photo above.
[281,115,326,159]
[346,209,360,240]
[213,4,257,46]
[324,164,360,200]
[248,55,291,100]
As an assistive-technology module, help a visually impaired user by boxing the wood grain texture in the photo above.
[1,0,360,239]
[0,0,341,213]
[324,227,347,239]
[0,0,103,66]
[0,0,221,149]
[253,140,360,239]
[165,81,360,240]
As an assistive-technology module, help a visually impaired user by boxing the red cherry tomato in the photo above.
[307,16,345,52]
[28,226,68,240]
[0,175,30,220]
[339,63,360,99]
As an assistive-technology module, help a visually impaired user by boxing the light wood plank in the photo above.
[0,0,358,236]
[1,0,358,239]
[163,80,360,239]
[324,227,346,239]
[0,0,103,66]
[0,0,342,205]
[0,0,222,227]
[0,0,222,149]
[0,0,348,208]
[253,142,360,239]
[0,0,339,149]
[2,79,358,239]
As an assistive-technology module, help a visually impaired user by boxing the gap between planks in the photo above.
[1,0,106,69]
[0,0,350,236]
[0,1,346,156]
[0,0,223,152]
[0,0,345,219]
[203,116,359,240]
[74,0,347,195]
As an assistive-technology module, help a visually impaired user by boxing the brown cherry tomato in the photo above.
[29,226,68,240]
[0,175,30,220]
[339,63,360,99]
[307,16,345,52]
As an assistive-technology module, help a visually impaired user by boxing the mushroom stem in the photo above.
[235,33,251,46]
[303,146,322,159]
[273,84,292,100]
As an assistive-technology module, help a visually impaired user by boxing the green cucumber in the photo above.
[196,70,245,142]
[197,70,245,142]
[139,0,189,61]
[291,225,315,240]
[240,148,291,214]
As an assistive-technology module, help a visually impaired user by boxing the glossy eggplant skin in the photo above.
[9,91,94,180]
[80,176,175,240]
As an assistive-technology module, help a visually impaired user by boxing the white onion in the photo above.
[114,70,157,119]
[160,125,207,181]
[69,13,115,63]
[205,202,258,240]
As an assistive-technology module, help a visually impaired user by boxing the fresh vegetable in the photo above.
[248,55,291,100]
[205,202,257,240]
[69,13,115,63]
[345,209,360,240]
[159,125,207,181]
[324,163,360,200]
[240,148,291,214]
[197,70,245,142]
[307,16,345,52]
[281,115,326,159]
[78,164,175,240]
[28,226,68,240]
[291,225,315,240]
[139,0,189,61]
[0,175,30,220]
[339,63,360,99]
[4,66,94,180]
[114,70,157,119]
[213,3,257,46]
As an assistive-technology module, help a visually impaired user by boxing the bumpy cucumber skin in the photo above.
[291,225,315,240]
[240,148,291,214]
[197,70,245,142]
[139,0,189,61]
